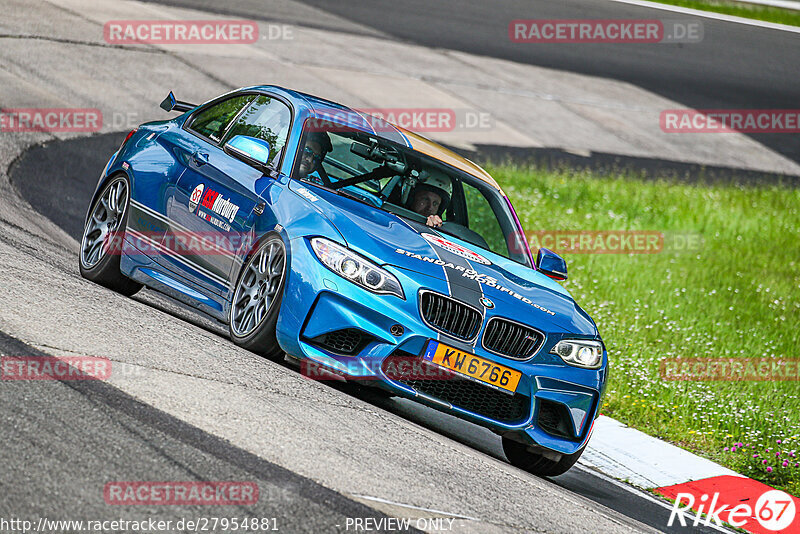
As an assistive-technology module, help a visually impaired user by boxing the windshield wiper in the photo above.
[335,188,367,203]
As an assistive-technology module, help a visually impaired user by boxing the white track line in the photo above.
[349,494,480,521]
[583,416,743,489]
[608,0,800,33]
[739,0,800,10]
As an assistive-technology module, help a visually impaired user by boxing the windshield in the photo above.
[292,119,531,267]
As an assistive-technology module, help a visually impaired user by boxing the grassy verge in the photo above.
[652,0,800,26]
[489,164,800,496]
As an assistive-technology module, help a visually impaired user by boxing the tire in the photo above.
[79,175,143,296]
[229,234,287,360]
[502,436,585,477]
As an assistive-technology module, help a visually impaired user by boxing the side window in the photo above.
[222,95,291,165]
[188,94,254,143]
[463,183,507,257]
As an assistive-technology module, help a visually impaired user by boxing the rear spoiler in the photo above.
[160,91,196,113]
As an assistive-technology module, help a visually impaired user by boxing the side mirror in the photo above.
[535,248,568,281]
[224,135,273,174]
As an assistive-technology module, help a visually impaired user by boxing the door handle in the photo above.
[191,151,209,165]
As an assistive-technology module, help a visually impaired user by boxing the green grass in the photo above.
[652,0,800,26]
[488,164,800,496]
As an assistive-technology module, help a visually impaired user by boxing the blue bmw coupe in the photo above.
[79,86,607,476]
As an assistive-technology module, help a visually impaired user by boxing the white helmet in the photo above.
[415,168,452,214]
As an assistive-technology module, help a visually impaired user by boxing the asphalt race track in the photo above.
[7,132,723,533]
[0,332,408,533]
[142,0,800,168]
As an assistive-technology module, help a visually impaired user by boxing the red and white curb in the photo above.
[582,416,800,533]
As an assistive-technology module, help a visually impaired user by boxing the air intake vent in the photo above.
[538,399,575,439]
[483,318,543,360]
[419,291,481,341]
[310,329,367,355]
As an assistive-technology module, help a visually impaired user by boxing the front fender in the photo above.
[84,150,122,226]
[258,178,346,245]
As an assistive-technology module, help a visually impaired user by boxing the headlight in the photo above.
[550,339,603,369]
[311,237,405,299]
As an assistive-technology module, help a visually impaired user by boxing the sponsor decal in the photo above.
[189,183,204,211]
[189,184,240,229]
[199,187,240,222]
[196,210,231,232]
[121,162,130,170]
[463,268,556,316]
[295,186,318,202]
[421,233,490,265]
[394,247,556,316]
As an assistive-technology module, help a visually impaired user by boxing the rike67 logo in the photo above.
[668,489,797,531]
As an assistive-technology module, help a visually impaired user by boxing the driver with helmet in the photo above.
[409,169,452,228]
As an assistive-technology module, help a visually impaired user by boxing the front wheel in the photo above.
[502,437,585,477]
[229,234,287,359]
[78,175,142,296]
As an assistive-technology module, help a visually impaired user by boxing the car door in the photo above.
[162,92,292,297]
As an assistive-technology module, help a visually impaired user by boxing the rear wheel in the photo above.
[79,176,142,296]
[229,235,287,359]
[502,437,585,477]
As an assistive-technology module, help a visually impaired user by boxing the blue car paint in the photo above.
[89,85,607,457]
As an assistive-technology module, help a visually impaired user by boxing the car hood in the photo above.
[290,181,598,335]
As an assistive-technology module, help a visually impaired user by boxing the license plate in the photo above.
[422,340,521,394]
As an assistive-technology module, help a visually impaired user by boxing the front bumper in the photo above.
[275,237,607,455]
